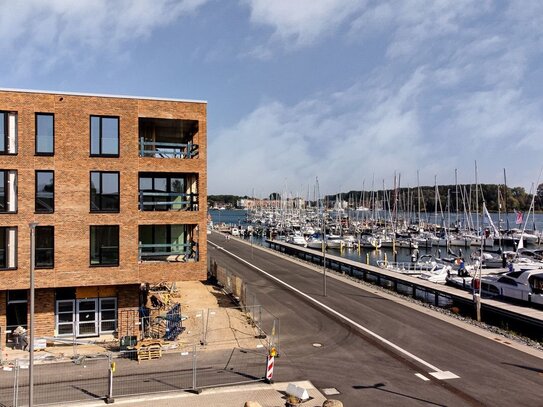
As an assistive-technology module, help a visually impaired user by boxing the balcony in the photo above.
[139,173,198,211]
[139,118,199,159]
[138,224,198,262]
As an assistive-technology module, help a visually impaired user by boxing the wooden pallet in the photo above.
[137,344,162,362]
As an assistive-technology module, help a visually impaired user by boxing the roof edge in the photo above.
[0,87,207,104]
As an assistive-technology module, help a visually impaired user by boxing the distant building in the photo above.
[0,88,207,346]
[236,199,281,209]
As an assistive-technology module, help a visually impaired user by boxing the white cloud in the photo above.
[211,0,543,195]
[243,0,364,51]
[0,0,208,76]
[209,68,433,195]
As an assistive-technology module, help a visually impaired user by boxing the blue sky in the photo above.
[2,0,543,196]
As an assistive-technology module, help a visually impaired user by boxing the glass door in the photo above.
[76,299,98,337]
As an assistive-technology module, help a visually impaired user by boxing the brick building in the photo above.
[0,88,207,347]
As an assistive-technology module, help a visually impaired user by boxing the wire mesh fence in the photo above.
[208,257,281,351]
[0,356,109,406]
[0,259,280,406]
[0,346,268,406]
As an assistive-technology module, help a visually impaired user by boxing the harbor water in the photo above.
[209,209,543,267]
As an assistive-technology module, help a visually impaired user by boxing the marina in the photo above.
[209,208,543,332]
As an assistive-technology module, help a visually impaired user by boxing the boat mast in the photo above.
[475,161,480,235]
[455,169,459,228]
[503,168,510,231]
[417,170,421,229]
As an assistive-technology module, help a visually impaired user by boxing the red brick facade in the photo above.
[0,89,207,346]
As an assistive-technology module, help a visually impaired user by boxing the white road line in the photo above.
[210,240,458,379]
[415,373,430,381]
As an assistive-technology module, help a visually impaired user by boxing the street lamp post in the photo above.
[29,222,38,407]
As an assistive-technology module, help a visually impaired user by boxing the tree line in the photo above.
[209,183,543,213]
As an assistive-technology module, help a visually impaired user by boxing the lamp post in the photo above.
[29,222,38,407]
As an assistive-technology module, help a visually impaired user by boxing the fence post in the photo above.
[106,353,115,404]
[13,360,19,407]
[192,344,198,392]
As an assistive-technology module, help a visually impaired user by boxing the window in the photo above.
[0,170,17,213]
[35,226,54,268]
[0,111,17,155]
[0,226,17,269]
[91,172,120,212]
[56,300,75,336]
[7,290,27,332]
[35,171,54,213]
[90,116,119,156]
[497,276,517,286]
[138,224,197,262]
[35,113,54,155]
[90,225,119,266]
[100,298,117,333]
[139,173,198,211]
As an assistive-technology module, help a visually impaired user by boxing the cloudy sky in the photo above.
[2,0,543,196]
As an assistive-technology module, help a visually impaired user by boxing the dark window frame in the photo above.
[139,172,195,211]
[35,170,54,213]
[0,170,7,213]
[0,226,18,270]
[90,115,120,157]
[0,169,17,214]
[0,111,17,156]
[90,225,119,267]
[90,171,120,213]
[35,226,54,269]
[35,113,55,156]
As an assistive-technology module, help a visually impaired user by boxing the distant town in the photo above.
[208,182,543,212]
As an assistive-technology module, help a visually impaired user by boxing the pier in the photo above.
[266,239,543,340]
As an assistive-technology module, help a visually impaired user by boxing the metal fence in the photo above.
[208,258,281,351]
[0,260,280,406]
[0,346,268,406]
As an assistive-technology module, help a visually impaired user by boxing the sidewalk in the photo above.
[67,381,329,407]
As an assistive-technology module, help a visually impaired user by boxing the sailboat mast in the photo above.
[503,168,509,231]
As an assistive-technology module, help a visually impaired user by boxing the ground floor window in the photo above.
[6,290,27,333]
[55,297,117,338]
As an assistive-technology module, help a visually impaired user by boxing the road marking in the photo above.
[430,371,460,380]
[322,387,340,395]
[181,352,189,356]
[415,373,430,381]
[210,239,459,380]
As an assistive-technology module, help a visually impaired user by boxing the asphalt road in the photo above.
[208,233,543,407]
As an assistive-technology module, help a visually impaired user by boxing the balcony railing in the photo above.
[139,137,199,159]
[139,192,198,211]
[138,242,198,262]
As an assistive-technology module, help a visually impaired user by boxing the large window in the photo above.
[139,173,198,211]
[0,111,17,155]
[7,290,27,333]
[35,171,54,213]
[0,227,17,269]
[35,226,54,269]
[90,172,120,212]
[35,113,54,155]
[0,170,17,213]
[90,116,119,156]
[90,225,119,266]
